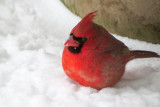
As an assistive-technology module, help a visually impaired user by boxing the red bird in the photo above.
[62,11,160,90]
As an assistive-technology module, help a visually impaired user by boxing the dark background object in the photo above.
[61,0,160,44]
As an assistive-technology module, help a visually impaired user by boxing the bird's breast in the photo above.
[62,46,126,89]
[62,47,108,88]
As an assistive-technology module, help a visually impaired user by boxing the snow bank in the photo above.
[0,0,160,107]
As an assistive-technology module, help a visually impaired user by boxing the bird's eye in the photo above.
[82,37,87,43]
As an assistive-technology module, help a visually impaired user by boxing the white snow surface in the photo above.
[0,0,160,107]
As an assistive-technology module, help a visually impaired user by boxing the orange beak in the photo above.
[65,36,79,47]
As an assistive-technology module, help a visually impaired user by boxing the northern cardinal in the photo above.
[62,11,160,90]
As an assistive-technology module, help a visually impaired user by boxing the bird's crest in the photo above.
[80,11,97,25]
[71,11,97,36]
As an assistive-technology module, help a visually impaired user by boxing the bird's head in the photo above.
[64,11,98,54]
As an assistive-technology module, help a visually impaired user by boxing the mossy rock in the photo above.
[61,0,160,44]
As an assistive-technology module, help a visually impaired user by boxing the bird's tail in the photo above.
[121,50,159,63]
[129,50,160,60]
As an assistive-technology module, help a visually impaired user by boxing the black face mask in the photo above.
[68,33,88,54]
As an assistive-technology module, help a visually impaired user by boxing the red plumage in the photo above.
[62,11,160,90]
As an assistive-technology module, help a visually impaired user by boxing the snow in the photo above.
[0,0,160,107]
